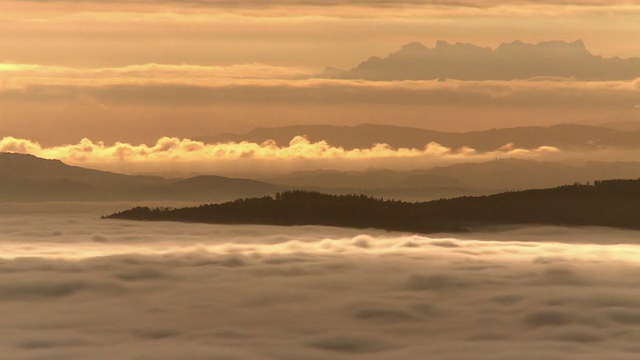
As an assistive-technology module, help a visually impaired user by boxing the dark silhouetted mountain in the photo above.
[103,191,466,233]
[320,40,640,81]
[1,152,166,187]
[199,123,640,151]
[9,152,640,204]
[0,153,282,201]
[104,180,640,233]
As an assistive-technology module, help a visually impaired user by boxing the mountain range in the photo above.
[262,160,640,194]
[0,153,281,202]
[199,123,640,151]
[320,40,640,81]
[6,152,640,202]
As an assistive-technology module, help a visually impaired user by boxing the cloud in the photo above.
[2,71,638,107]
[4,203,640,359]
[0,280,124,301]
[0,63,312,89]
[2,70,638,147]
[0,135,561,176]
[6,0,640,13]
[3,0,640,80]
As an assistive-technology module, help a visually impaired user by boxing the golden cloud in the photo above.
[0,136,558,165]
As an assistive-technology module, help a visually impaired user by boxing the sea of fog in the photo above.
[3,202,640,360]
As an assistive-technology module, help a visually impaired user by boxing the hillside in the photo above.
[103,191,465,233]
[0,153,282,201]
[104,179,640,233]
[8,152,640,202]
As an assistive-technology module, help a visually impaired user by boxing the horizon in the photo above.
[2,33,640,148]
[3,2,640,358]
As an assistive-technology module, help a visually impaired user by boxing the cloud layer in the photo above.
[0,135,562,175]
[2,70,639,146]
[4,62,640,90]
[3,0,640,71]
[3,202,640,359]
[0,63,311,89]
[3,0,640,145]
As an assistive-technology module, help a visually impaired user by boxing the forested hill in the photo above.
[104,179,640,233]
[103,191,464,233]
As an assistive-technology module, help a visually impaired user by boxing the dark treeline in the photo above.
[104,191,464,233]
[104,179,640,233]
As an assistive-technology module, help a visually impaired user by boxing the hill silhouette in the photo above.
[9,152,640,202]
[199,123,640,152]
[263,159,640,195]
[104,179,640,233]
[0,153,282,201]
[103,191,465,233]
[321,40,640,81]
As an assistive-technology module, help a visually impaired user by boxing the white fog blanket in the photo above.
[1,203,640,360]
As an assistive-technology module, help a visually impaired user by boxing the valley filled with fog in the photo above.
[3,202,640,359]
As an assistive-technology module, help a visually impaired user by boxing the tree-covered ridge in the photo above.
[104,190,464,233]
[104,179,640,233]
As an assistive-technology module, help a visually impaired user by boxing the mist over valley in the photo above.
[3,0,640,357]
[4,203,640,359]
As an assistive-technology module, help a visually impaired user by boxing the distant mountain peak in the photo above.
[432,40,487,51]
[496,39,590,55]
[0,152,64,166]
[400,42,428,52]
[547,39,586,49]
[434,40,448,48]
[499,39,585,48]
[570,39,586,48]
[326,39,638,81]
[0,152,281,202]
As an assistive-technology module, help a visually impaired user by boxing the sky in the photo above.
[1,0,640,172]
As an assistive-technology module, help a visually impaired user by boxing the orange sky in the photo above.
[1,0,639,149]
[2,0,640,68]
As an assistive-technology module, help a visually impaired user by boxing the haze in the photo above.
[2,0,640,148]
[3,1,640,359]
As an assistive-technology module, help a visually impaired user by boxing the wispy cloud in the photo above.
[0,63,312,89]
[2,63,638,101]
[1,67,638,148]
[4,1,640,29]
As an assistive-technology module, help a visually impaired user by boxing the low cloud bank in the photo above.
[2,203,640,359]
[0,63,312,89]
[0,135,559,175]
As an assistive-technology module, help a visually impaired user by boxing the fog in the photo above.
[2,202,640,359]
